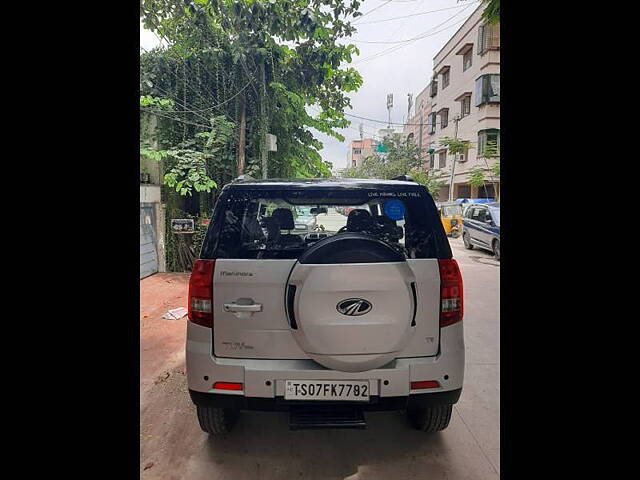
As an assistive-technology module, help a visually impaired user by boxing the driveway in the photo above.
[140,237,499,479]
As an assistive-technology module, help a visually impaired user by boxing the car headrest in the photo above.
[261,217,281,241]
[346,209,373,232]
[271,208,295,230]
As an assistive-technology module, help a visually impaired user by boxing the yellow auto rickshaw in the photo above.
[437,202,464,237]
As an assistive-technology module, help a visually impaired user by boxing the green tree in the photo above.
[438,136,472,201]
[342,133,447,198]
[482,0,500,24]
[467,165,492,199]
[477,139,500,201]
[140,0,363,182]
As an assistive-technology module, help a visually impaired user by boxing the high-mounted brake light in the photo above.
[188,259,215,328]
[438,258,463,327]
[213,382,243,391]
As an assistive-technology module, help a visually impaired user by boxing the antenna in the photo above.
[359,123,363,140]
[386,93,393,128]
[407,93,413,119]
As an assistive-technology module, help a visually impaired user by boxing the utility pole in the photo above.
[386,93,393,128]
[448,115,460,202]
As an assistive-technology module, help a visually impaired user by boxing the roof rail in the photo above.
[391,174,415,182]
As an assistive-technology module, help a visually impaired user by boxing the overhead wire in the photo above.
[351,1,474,49]
[356,2,479,25]
[351,0,395,24]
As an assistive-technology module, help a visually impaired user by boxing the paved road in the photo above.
[140,237,500,479]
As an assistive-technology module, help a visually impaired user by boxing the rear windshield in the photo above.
[201,187,451,260]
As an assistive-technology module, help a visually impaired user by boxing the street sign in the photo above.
[171,219,194,234]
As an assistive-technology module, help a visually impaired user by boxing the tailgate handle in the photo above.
[224,298,262,318]
[224,302,262,313]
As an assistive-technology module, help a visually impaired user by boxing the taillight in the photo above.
[188,259,215,328]
[438,258,463,327]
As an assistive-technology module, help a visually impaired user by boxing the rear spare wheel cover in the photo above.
[285,234,416,372]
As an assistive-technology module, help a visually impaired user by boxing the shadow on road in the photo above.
[200,410,448,479]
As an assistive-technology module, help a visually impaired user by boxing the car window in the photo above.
[204,187,450,260]
[469,207,481,220]
[477,208,488,223]
[442,205,462,216]
[489,207,500,226]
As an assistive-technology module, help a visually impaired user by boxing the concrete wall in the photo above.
[140,155,162,185]
[140,184,161,203]
[139,185,166,272]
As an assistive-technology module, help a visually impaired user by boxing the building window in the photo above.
[429,154,435,169]
[353,148,361,155]
[477,23,500,55]
[478,129,500,156]
[440,109,448,129]
[442,70,450,89]
[438,151,447,168]
[463,49,472,71]
[429,79,438,98]
[475,74,500,106]
[428,112,437,134]
[460,95,471,117]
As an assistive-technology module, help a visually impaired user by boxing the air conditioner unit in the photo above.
[457,153,467,162]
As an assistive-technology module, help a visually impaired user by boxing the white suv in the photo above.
[186,178,464,434]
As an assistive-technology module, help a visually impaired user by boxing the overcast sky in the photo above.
[140,0,480,171]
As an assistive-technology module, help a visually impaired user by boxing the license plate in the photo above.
[284,380,370,401]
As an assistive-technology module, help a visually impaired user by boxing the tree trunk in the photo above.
[260,62,268,179]
[237,94,246,176]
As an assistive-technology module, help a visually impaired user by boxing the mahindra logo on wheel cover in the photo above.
[336,298,372,316]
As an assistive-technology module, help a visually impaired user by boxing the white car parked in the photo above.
[187,178,464,434]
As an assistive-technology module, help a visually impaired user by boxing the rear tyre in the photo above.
[196,406,239,435]
[462,232,474,249]
[492,239,500,261]
[407,404,453,433]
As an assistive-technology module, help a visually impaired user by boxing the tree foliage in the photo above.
[341,134,447,197]
[140,0,364,196]
[481,0,500,25]
[467,165,487,188]
[438,136,472,156]
[491,161,500,178]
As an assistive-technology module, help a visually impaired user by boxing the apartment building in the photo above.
[349,138,376,168]
[423,5,500,202]
[403,85,432,163]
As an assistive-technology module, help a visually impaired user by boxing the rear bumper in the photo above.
[187,321,465,400]
[189,388,462,411]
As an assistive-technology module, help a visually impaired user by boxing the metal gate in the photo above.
[140,203,158,279]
